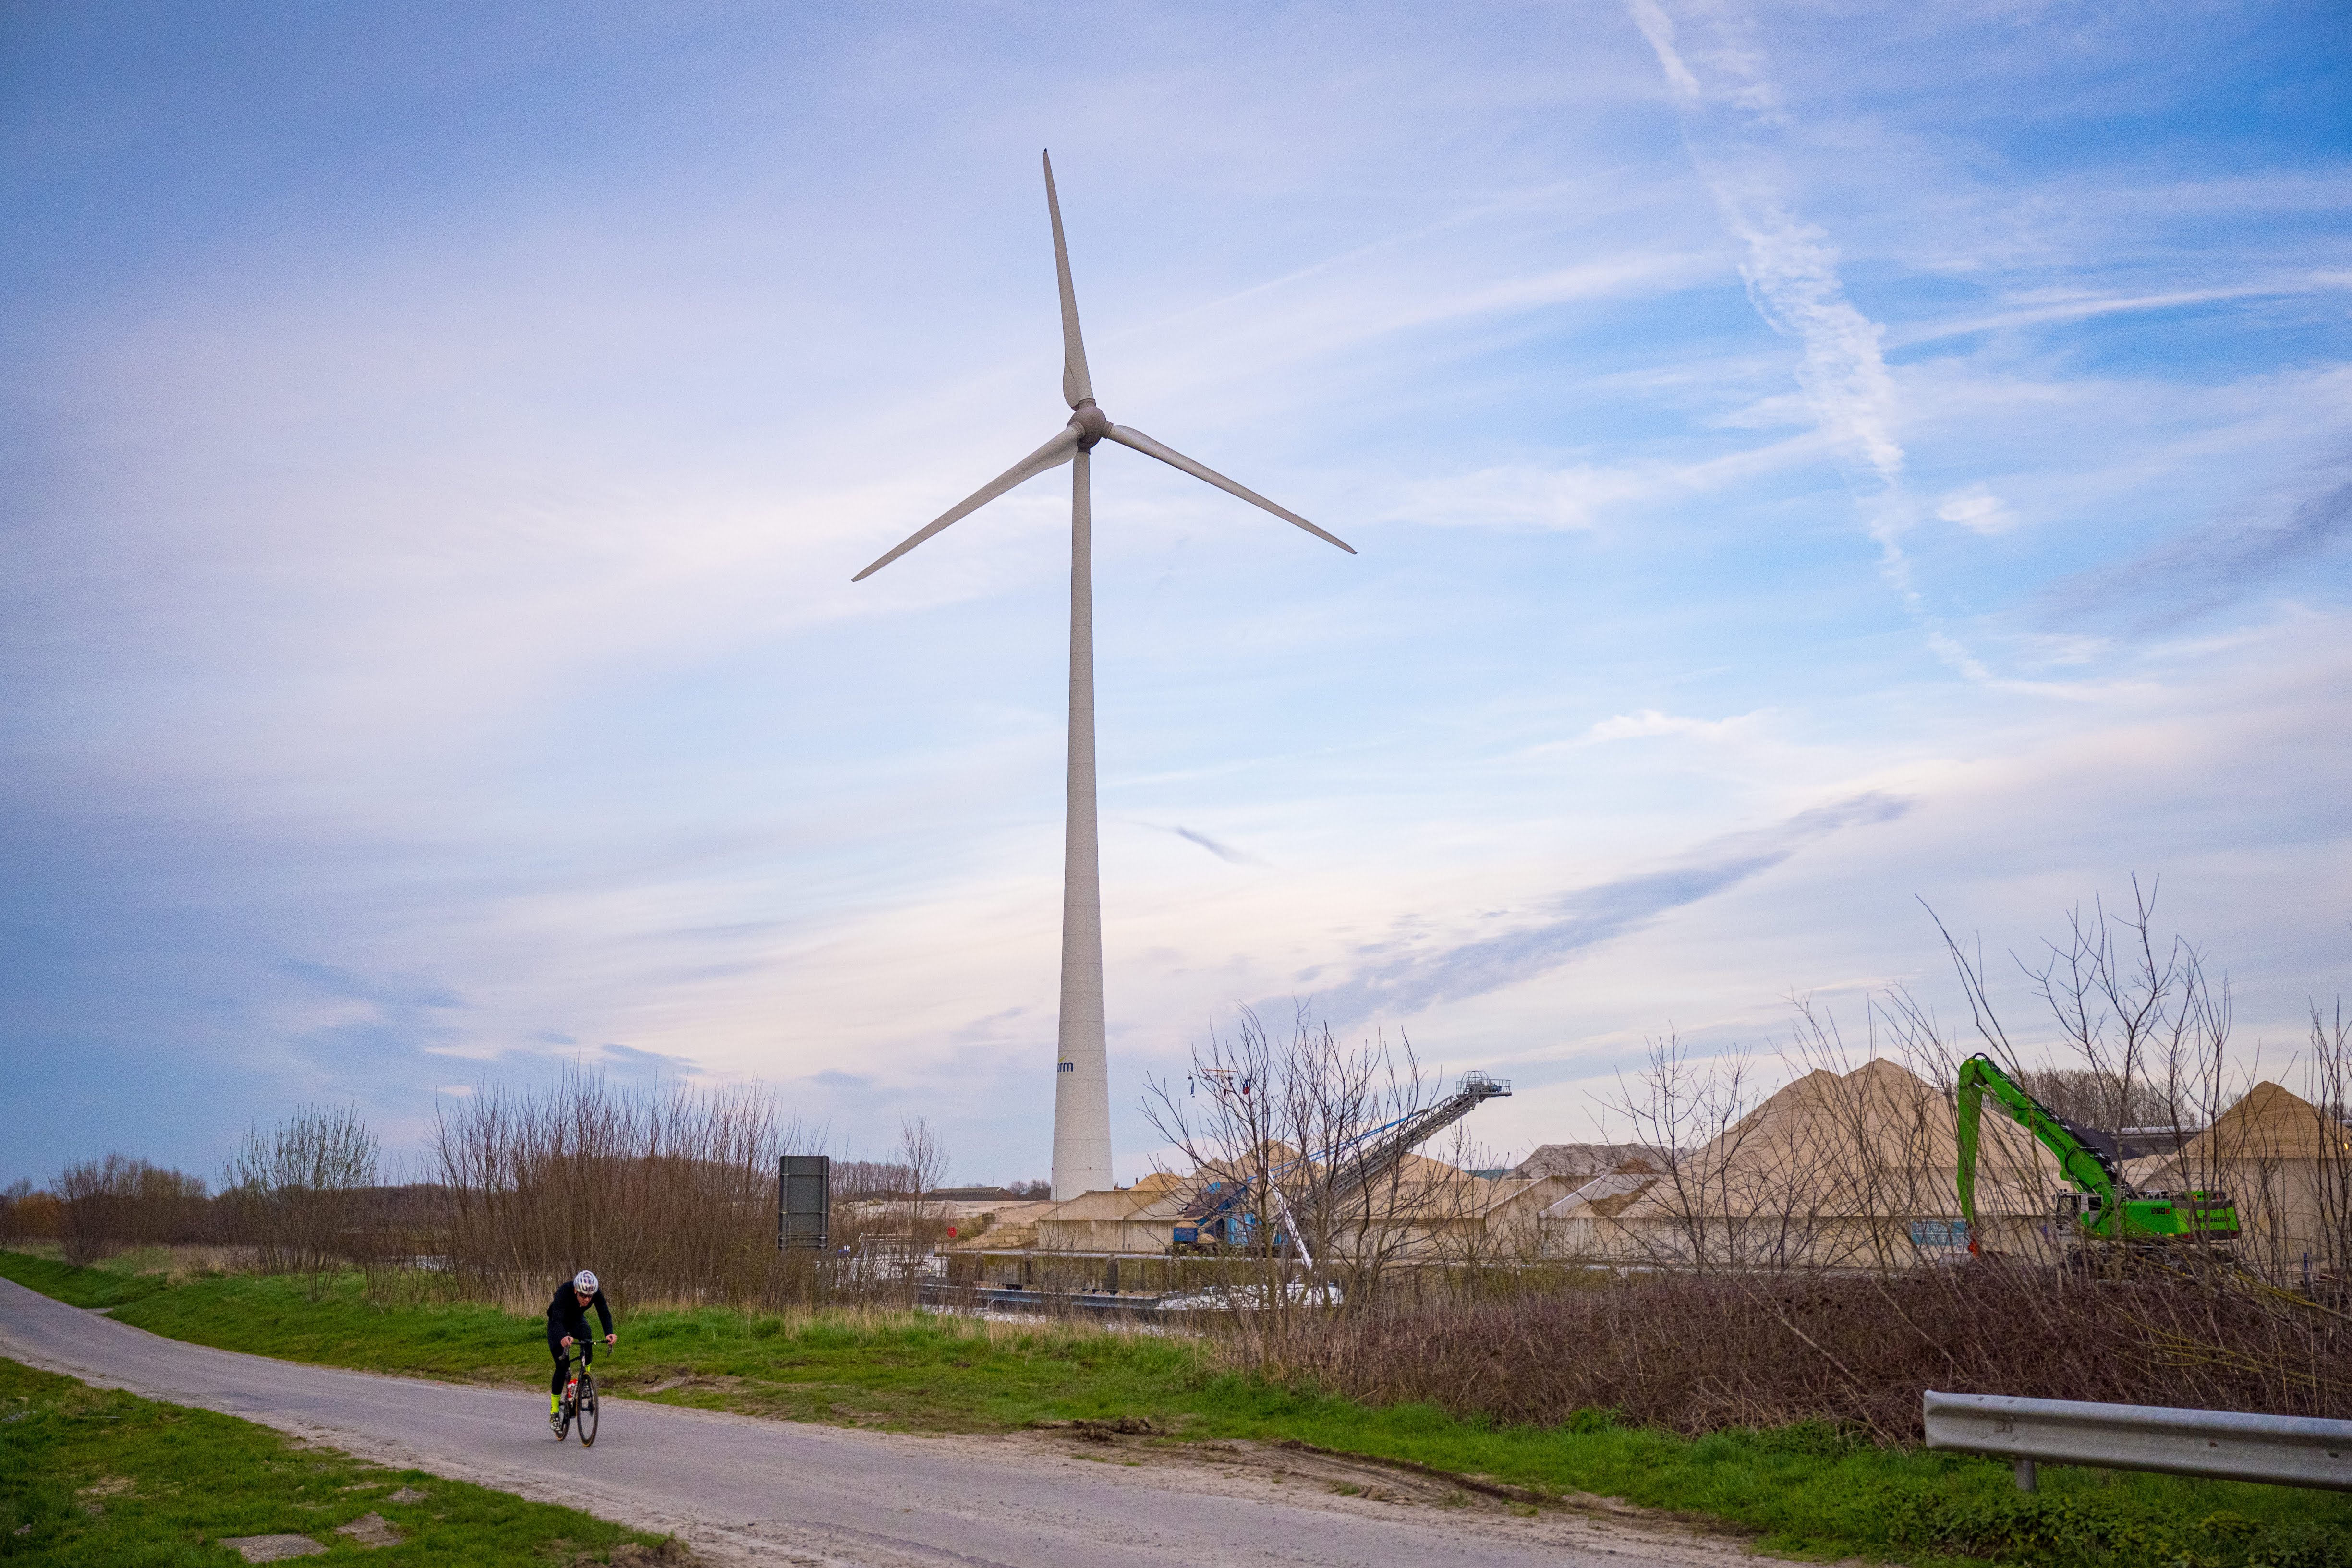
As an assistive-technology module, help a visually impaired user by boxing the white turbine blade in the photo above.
[1043,150,1094,410]
[1104,425,1356,554]
[851,426,1081,581]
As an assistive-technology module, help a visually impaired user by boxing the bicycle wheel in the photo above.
[576,1373,598,1447]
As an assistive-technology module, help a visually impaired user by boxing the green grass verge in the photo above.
[0,1355,677,1565]
[6,1252,2349,1567]
[0,1252,172,1310]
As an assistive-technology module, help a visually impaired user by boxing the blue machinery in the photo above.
[1173,1072,1512,1263]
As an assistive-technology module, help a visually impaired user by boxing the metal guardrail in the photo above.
[1925,1389,2352,1492]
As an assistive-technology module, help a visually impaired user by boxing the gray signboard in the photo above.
[779,1155,830,1251]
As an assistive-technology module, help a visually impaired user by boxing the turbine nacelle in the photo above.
[1067,400,1112,448]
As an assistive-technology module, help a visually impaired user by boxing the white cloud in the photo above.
[1584,708,1765,743]
[1391,436,1831,531]
[1936,483,2020,536]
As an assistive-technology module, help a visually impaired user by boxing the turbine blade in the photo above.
[851,426,1081,581]
[1043,150,1094,410]
[1104,425,1356,554]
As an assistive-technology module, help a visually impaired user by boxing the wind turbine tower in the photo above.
[854,153,1354,1201]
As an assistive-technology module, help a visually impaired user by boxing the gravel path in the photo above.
[0,1277,1751,1568]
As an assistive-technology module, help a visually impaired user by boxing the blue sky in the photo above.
[4,1,2348,1186]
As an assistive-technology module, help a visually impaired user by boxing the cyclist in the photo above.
[547,1268,616,1433]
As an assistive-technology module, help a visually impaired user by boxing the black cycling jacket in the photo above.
[546,1280,613,1351]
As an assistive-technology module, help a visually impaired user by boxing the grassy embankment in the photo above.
[0,1355,677,1566]
[7,1251,2349,1568]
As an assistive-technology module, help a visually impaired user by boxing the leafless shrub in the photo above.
[429,1070,826,1313]
[53,1155,211,1265]
[1261,1260,2351,1442]
[221,1104,381,1295]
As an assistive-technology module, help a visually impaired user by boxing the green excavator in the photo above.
[1954,1053,2239,1256]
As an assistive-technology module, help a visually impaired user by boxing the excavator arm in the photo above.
[1955,1054,2124,1243]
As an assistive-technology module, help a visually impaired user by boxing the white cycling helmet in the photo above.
[573,1269,599,1294]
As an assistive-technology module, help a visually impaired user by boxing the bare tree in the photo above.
[2015,877,2230,1146]
[1144,1007,1460,1319]
[1596,1032,1764,1273]
[1783,997,1943,1274]
[899,1115,948,1258]
[224,1105,379,1295]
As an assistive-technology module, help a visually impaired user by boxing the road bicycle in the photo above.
[555,1337,605,1447]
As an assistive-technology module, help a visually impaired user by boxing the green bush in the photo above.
[1881,1485,2352,1568]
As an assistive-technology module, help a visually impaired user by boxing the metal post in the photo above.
[2013,1458,2037,1492]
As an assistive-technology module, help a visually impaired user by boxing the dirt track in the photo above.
[0,1277,1755,1567]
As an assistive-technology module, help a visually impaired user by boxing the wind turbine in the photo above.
[854,151,1354,1203]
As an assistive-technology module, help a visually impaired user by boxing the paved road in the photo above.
[0,1278,1737,1568]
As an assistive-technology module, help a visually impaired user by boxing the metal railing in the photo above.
[1925,1389,2352,1492]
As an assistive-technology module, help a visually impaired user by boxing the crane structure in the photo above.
[1176,1072,1512,1261]
[1954,1053,2238,1254]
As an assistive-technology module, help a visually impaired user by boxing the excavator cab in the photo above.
[2053,1191,2104,1225]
